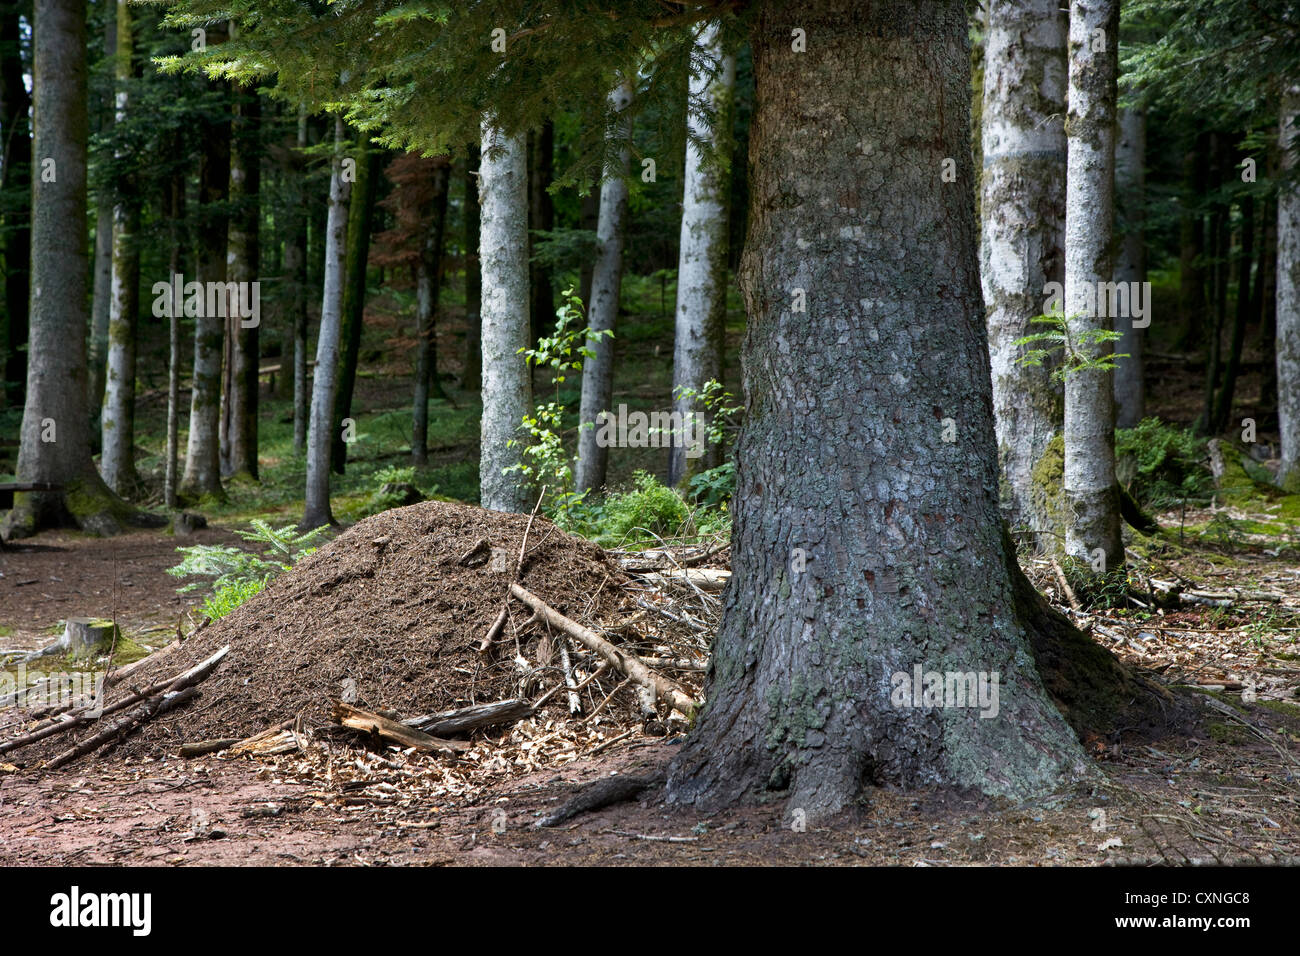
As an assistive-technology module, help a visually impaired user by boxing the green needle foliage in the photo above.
[1013,307,1127,383]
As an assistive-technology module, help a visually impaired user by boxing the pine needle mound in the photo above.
[105,500,637,758]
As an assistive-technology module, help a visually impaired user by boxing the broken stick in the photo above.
[508,584,697,718]
[332,702,470,755]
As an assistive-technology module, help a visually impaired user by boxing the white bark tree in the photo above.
[980,0,1067,543]
[1277,87,1300,491]
[100,0,139,495]
[1113,97,1146,428]
[669,25,735,489]
[575,81,634,494]
[1063,0,1123,571]
[302,115,351,529]
[478,120,532,513]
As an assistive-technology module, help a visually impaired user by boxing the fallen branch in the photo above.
[332,702,470,755]
[0,646,230,758]
[45,686,200,770]
[404,698,533,736]
[509,584,697,717]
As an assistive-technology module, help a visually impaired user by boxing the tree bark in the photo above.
[462,144,483,392]
[2,0,137,539]
[303,115,351,529]
[180,80,230,502]
[528,121,555,348]
[331,140,378,473]
[289,105,309,455]
[1212,192,1253,434]
[575,82,633,493]
[165,155,185,511]
[1063,0,1122,572]
[100,0,140,496]
[1277,87,1300,490]
[478,121,532,513]
[226,80,262,480]
[1113,97,1146,428]
[669,23,735,489]
[665,0,1095,820]
[980,0,1067,543]
[412,157,451,466]
[86,4,114,422]
[0,0,32,409]
[1178,139,1209,350]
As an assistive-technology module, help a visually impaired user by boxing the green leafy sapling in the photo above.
[506,287,613,523]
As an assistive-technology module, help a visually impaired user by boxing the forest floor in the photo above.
[1,514,1298,866]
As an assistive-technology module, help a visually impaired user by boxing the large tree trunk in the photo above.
[980,0,1067,543]
[1063,0,1122,572]
[412,158,451,466]
[225,80,262,480]
[331,141,378,473]
[669,23,735,489]
[478,121,532,513]
[100,0,140,496]
[575,82,633,493]
[665,0,1096,820]
[3,0,136,539]
[303,116,351,529]
[0,0,33,409]
[1277,87,1300,490]
[1113,97,1146,429]
[462,144,483,392]
[180,81,230,502]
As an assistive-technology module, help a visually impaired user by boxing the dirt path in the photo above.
[0,529,236,652]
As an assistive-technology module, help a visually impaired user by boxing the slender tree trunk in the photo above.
[528,121,555,347]
[1113,98,1146,428]
[1202,133,1231,433]
[1276,87,1300,490]
[331,141,378,473]
[0,0,33,408]
[87,10,114,419]
[3,0,135,539]
[180,81,230,502]
[666,0,1104,820]
[1257,196,1278,414]
[462,144,483,391]
[226,81,262,479]
[303,116,350,529]
[412,158,451,466]
[165,160,185,511]
[100,0,140,495]
[289,105,309,454]
[980,0,1067,540]
[1178,140,1209,350]
[1063,0,1122,572]
[575,82,633,493]
[478,121,532,513]
[1213,193,1254,433]
[578,183,600,311]
[669,23,735,489]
